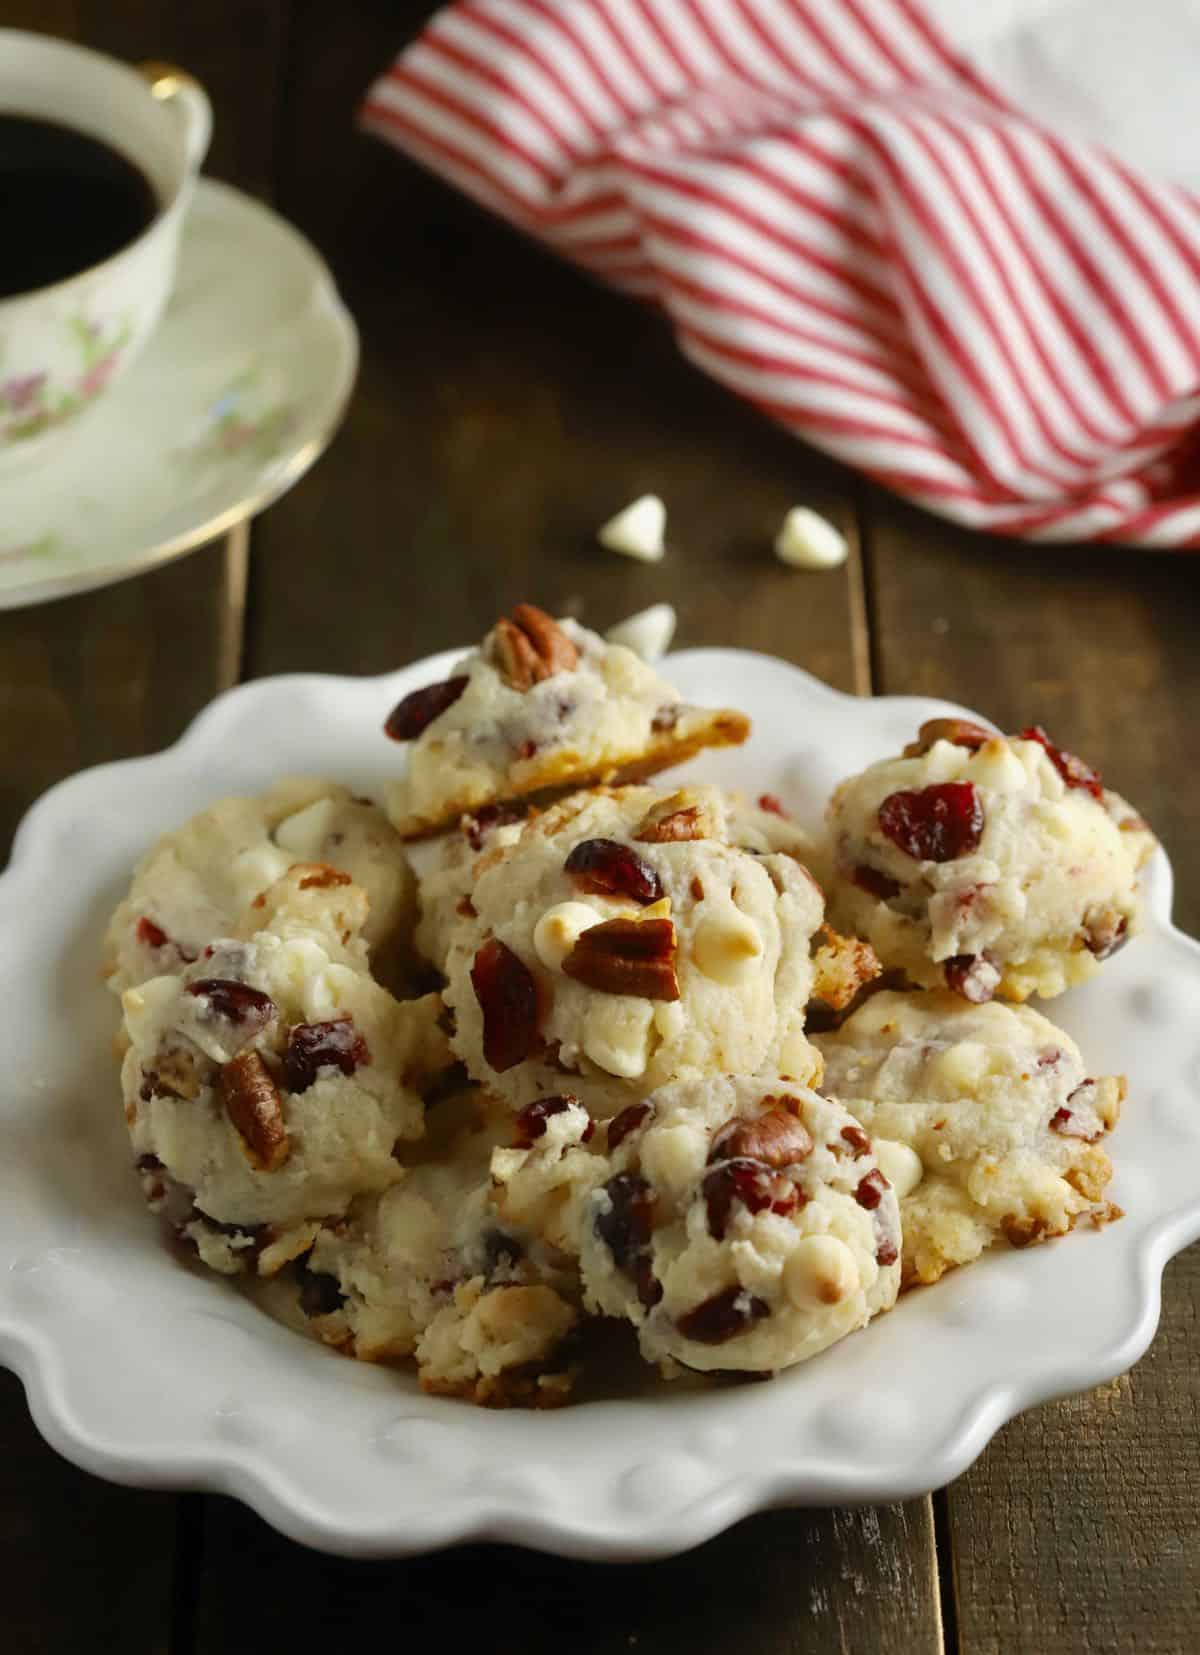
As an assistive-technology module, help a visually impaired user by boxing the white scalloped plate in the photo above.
[2,649,1199,1560]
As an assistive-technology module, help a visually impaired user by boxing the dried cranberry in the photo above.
[851,863,902,901]
[284,1018,370,1094]
[1020,725,1103,799]
[703,1160,798,1240]
[136,916,168,949]
[878,782,984,862]
[758,794,788,818]
[295,1259,346,1318]
[564,838,663,905]
[595,1171,657,1298]
[943,954,1000,1004]
[463,801,525,852]
[513,1094,593,1148]
[607,1101,653,1152]
[481,1229,524,1276]
[470,938,541,1072]
[135,1153,164,1173]
[633,1257,663,1310]
[676,1286,769,1345]
[840,1124,871,1158]
[185,979,276,1031]
[876,1238,899,1267]
[384,675,469,740]
[855,1169,890,1210]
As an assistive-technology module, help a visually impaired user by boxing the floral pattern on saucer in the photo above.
[0,316,131,447]
[0,177,357,610]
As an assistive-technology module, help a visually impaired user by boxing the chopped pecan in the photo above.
[562,917,679,1000]
[811,926,881,1011]
[492,603,578,690]
[1081,907,1129,960]
[296,863,353,891]
[709,1106,813,1169]
[635,790,717,843]
[220,1050,290,1171]
[902,717,992,758]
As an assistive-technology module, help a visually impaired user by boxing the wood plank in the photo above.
[0,542,245,1653]
[0,3,281,1648]
[182,2,945,1643]
[866,495,1200,1654]
[195,1497,940,1653]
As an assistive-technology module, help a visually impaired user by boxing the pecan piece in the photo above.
[635,790,717,843]
[492,603,578,690]
[220,1050,290,1171]
[296,863,353,891]
[709,1105,813,1168]
[902,717,993,758]
[562,917,679,1001]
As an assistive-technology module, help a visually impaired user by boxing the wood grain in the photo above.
[865,495,1200,1654]
[244,0,865,689]
[0,6,280,1649]
[194,1495,941,1654]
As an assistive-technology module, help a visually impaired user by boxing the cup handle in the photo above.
[136,61,212,174]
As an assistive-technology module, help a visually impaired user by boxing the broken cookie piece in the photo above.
[382,604,749,838]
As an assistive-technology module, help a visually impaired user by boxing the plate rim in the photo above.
[2,645,1198,1560]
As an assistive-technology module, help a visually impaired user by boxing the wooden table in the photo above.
[3,5,1199,1650]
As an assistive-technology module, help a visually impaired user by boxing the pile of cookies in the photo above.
[107,605,1154,1406]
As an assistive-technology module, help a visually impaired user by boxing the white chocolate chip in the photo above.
[692,908,764,986]
[606,602,676,661]
[581,997,654,1078]
[784,1234,860,1308]
[965,739,1028,796]
[773,507,848,571]
[274,797,339,857]
[873,1138,923,1200]
[533,901,602,971]
[232,842,292,895]
[597,495,666,563]
[777,1027,823,1087]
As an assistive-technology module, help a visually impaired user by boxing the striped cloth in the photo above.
[362,0,1200,547]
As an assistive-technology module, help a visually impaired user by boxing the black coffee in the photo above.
[0,113,159,298]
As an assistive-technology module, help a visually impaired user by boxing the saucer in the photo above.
[0,178,358,610]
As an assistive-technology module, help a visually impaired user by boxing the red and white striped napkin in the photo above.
[362,0,1200,547]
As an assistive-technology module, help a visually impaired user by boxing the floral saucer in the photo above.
[0,178,358,609]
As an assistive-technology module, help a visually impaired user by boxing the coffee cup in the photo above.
[0,31,211,473]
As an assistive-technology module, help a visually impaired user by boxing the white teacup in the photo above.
[0,31,211,473]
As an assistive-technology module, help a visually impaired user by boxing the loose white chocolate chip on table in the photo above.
[785,1234,860,1307]
[691,909,764,986]
[873,1138,923,1200]
[605,602,677,661]
[534,901,602,971]
[774,507,848,570]
[597,494,666,563]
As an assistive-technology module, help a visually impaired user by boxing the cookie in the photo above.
[825,718,1155,1001]
[105,777,416,993]
[121,866,450,1266]
[443,785,829,1116]
[286,1088,584,1406]
[577,1078,902,1374]
[814,989,1123,1284]
[382,604,749,838]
